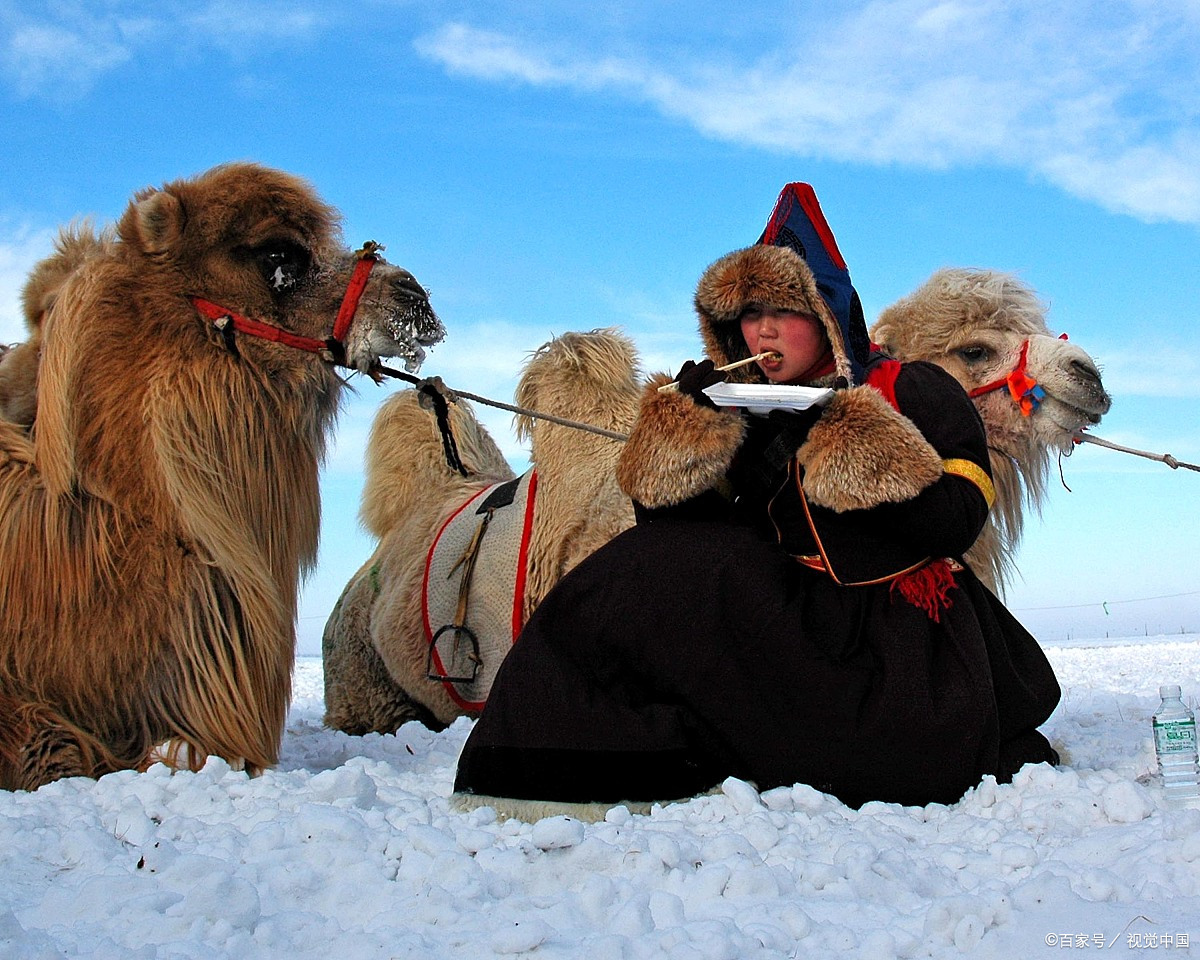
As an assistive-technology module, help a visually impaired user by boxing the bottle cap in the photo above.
[1160,684,1182,698]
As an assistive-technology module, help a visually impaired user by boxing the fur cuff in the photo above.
[797,385,942,512]
[616,373,745,509]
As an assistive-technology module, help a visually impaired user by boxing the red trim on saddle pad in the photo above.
[511,470,538,638]
[421,473,539,713]
[422,487,490,711]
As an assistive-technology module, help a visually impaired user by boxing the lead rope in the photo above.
[1072,433,1200,472]
[373,364,631,441]
[378,359,1200,479]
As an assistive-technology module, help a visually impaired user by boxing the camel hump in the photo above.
[360,389,514,539]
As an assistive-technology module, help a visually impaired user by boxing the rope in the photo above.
[1015,588,1200,613]
[373,364,631,442]
[371,365,1199,478]
[1073,433,1200,472]
[417,381,469,476]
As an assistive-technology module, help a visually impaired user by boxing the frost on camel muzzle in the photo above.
[191,241,446,375]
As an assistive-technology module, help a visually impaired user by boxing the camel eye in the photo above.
[251,242,311,292]
[957,345,990,365]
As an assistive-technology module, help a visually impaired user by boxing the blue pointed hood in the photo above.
[756,183,871,385]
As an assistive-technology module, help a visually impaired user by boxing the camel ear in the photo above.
[128,190,186,256]
[870,328,894,355]
[868,312,899,356]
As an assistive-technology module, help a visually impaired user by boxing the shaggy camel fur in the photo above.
[871,268,1111,592]
[322,329,641,734]
[0,223,108,429]
[0,342,36,427]
[0,162,443,790]
[323,271,1109,733]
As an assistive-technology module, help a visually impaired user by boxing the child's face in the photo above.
[739,306,828,383]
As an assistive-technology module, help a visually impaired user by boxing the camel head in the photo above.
[27,163,447,529]
[871,268,1112,592]
[115,162,444,376]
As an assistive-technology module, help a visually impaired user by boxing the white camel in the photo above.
[870,267,1111,591]
[322,329,641,733]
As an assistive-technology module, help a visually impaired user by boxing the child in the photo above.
[452,186,1060,820]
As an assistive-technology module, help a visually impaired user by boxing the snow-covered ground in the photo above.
[3,636,1199,959]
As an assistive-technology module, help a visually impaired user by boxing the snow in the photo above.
[3,636,1200,959]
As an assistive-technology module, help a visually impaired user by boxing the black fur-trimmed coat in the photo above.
[453,359,1061,814]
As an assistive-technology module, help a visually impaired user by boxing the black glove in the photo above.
[674,359,727,409]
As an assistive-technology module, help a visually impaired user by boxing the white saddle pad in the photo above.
[422,470,538,712]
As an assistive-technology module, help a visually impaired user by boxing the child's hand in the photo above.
[674,359,728,408]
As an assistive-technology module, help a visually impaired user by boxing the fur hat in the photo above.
[694,183,871,386]
[694,244,849,385]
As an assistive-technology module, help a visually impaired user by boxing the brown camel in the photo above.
[0,162,444,790]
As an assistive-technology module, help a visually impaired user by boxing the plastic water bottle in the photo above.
[1152,685,1200,805]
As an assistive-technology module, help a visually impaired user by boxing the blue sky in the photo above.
[2,0,1197,654]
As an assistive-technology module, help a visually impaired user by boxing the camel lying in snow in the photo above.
[322,330,641,733]
[322,269,1110,735]
[0,162,444,790]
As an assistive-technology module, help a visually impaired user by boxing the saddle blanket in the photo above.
[422,470,538,712]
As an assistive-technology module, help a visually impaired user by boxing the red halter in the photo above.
[190,241,381,366]
[965,337,1062,417]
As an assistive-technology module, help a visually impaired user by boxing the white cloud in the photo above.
[415,1,1200,224]
[182,1,328,52]
[1090,339,1200,399]
[415,23,653,92]
[1040,136,1200,223]
[0,1,326,99]
[3,22,131,99]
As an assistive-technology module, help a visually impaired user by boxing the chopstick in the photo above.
[657,352,781,392]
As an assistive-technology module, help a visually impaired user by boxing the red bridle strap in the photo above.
[332,242,382,344]
[189,241,382,366]
[967,340,1031,399]
[191,296,331,356]
[966,339,1046,417]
